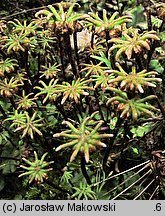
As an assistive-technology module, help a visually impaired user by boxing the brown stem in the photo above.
[146,38,160,70]
[73,31,81,76]
[54,101,68,121]
[105,30,110,59]
[64,32,78,78]
[9,97,16,109]
[81,156,91,185]
[37,52,41,77]
[159,21,165,32]
[58,36,66,80]
[150,87,165,119]
[94,88,105,122]
[24,48,30,79]
[146,7,152,31]
[103,116,123,170]
[91,26,95,49]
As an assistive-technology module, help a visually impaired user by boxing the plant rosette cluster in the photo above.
[107,63,162,93]
[19,151,54,183]
[106,87,160,121]
[85,9,132,36]
[108,28,160,61]
[35,3,88,35]
[53,112,113,162]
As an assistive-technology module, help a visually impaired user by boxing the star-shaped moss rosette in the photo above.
[53,112,113,162]
[34,79,58,104]
[16,90,37,110]
[2,33,35,53]
[106,87,159,121]
[35,3,87,34]
[91,70,115,90]
[0,77,23,97]
[39,63,61,79]
[71,182,96,200]
[0,58,18,76]
[13,112,44,139]
[4,110,27,128]
[107,63,162,93]
[81,61,109,77]
[8,18,38,36]
[108,29,160,61]
[55,78,94,104]
[19,151,54,183]
[86,10,132,35]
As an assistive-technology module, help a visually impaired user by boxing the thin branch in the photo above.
[103,164,151,198]
[92,160,150,188]
[133,179,155,200]
[1,4,57,20]
[109,160,151,180]
[149,185,159,200]
[112,169,152,200]
[103,116,123,170]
